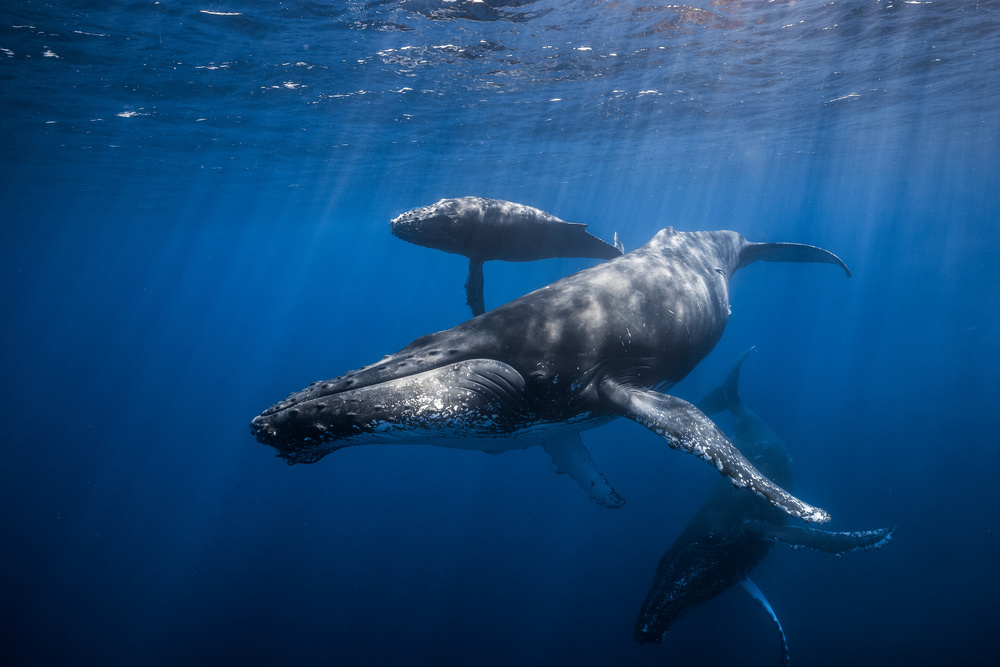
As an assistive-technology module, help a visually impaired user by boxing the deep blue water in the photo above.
[2,1,998,665]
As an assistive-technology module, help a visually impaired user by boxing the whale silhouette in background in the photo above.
[252,226,851,523]
[390,197,624,316]
[634,349,896,662]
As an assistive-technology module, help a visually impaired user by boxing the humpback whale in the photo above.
[252,227,850,522]
[634,349,896,660]
[390,197,624,316]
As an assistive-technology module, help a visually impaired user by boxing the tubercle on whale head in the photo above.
[389,202,461,252]
[251,416,277,440]
[251,392,367,442]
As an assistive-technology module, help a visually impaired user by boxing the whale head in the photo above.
[389,198,471,255]
[251,357,531,464]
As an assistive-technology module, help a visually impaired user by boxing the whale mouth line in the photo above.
[389,216,466,253]
[257,352,483,418]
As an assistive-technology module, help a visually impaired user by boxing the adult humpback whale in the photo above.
[634,349,895,661]
[390,197,623,316]
[252,227,850,522]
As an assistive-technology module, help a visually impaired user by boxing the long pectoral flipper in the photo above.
[739,578,790,667]
[744,521,896,554]
[543,434,625,508]
[597,380,830,524]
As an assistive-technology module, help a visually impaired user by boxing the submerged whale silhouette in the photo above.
[390,197,623,316]
[252,226,850,523]
[634,349,896,661]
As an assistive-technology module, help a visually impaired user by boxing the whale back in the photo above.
[390,196,622,262]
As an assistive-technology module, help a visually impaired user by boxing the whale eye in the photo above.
[714,267,726,276]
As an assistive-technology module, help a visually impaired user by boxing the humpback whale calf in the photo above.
[252,226,850,522]
[634,349,895,661]
[390,197,624,316]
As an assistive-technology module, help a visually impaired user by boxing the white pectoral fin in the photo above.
[597,379,830,524]
[542,434,625,508]
[744,520,897,554]
[739,578,790,667]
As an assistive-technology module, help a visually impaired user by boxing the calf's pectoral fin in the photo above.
[596,379,830,524]
[543,434,625,508]
[739,578,790,667]
[743,521,896,554]
[465,257,486,317]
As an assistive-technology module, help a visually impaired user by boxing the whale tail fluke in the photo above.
[698,347,755,417]
[739,241,851,277]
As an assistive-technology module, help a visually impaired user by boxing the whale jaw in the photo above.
[251,358,534,464]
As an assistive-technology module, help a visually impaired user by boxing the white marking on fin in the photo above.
[739,578,789,666]
[614,231,625,254]
[542,434,624,508]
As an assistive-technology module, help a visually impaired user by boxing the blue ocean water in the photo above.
[1,1,998,665]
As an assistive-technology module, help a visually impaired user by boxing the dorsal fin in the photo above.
[738,241,851,277]
[697,347,755,416]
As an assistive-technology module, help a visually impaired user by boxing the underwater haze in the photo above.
[2,1,998,665]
